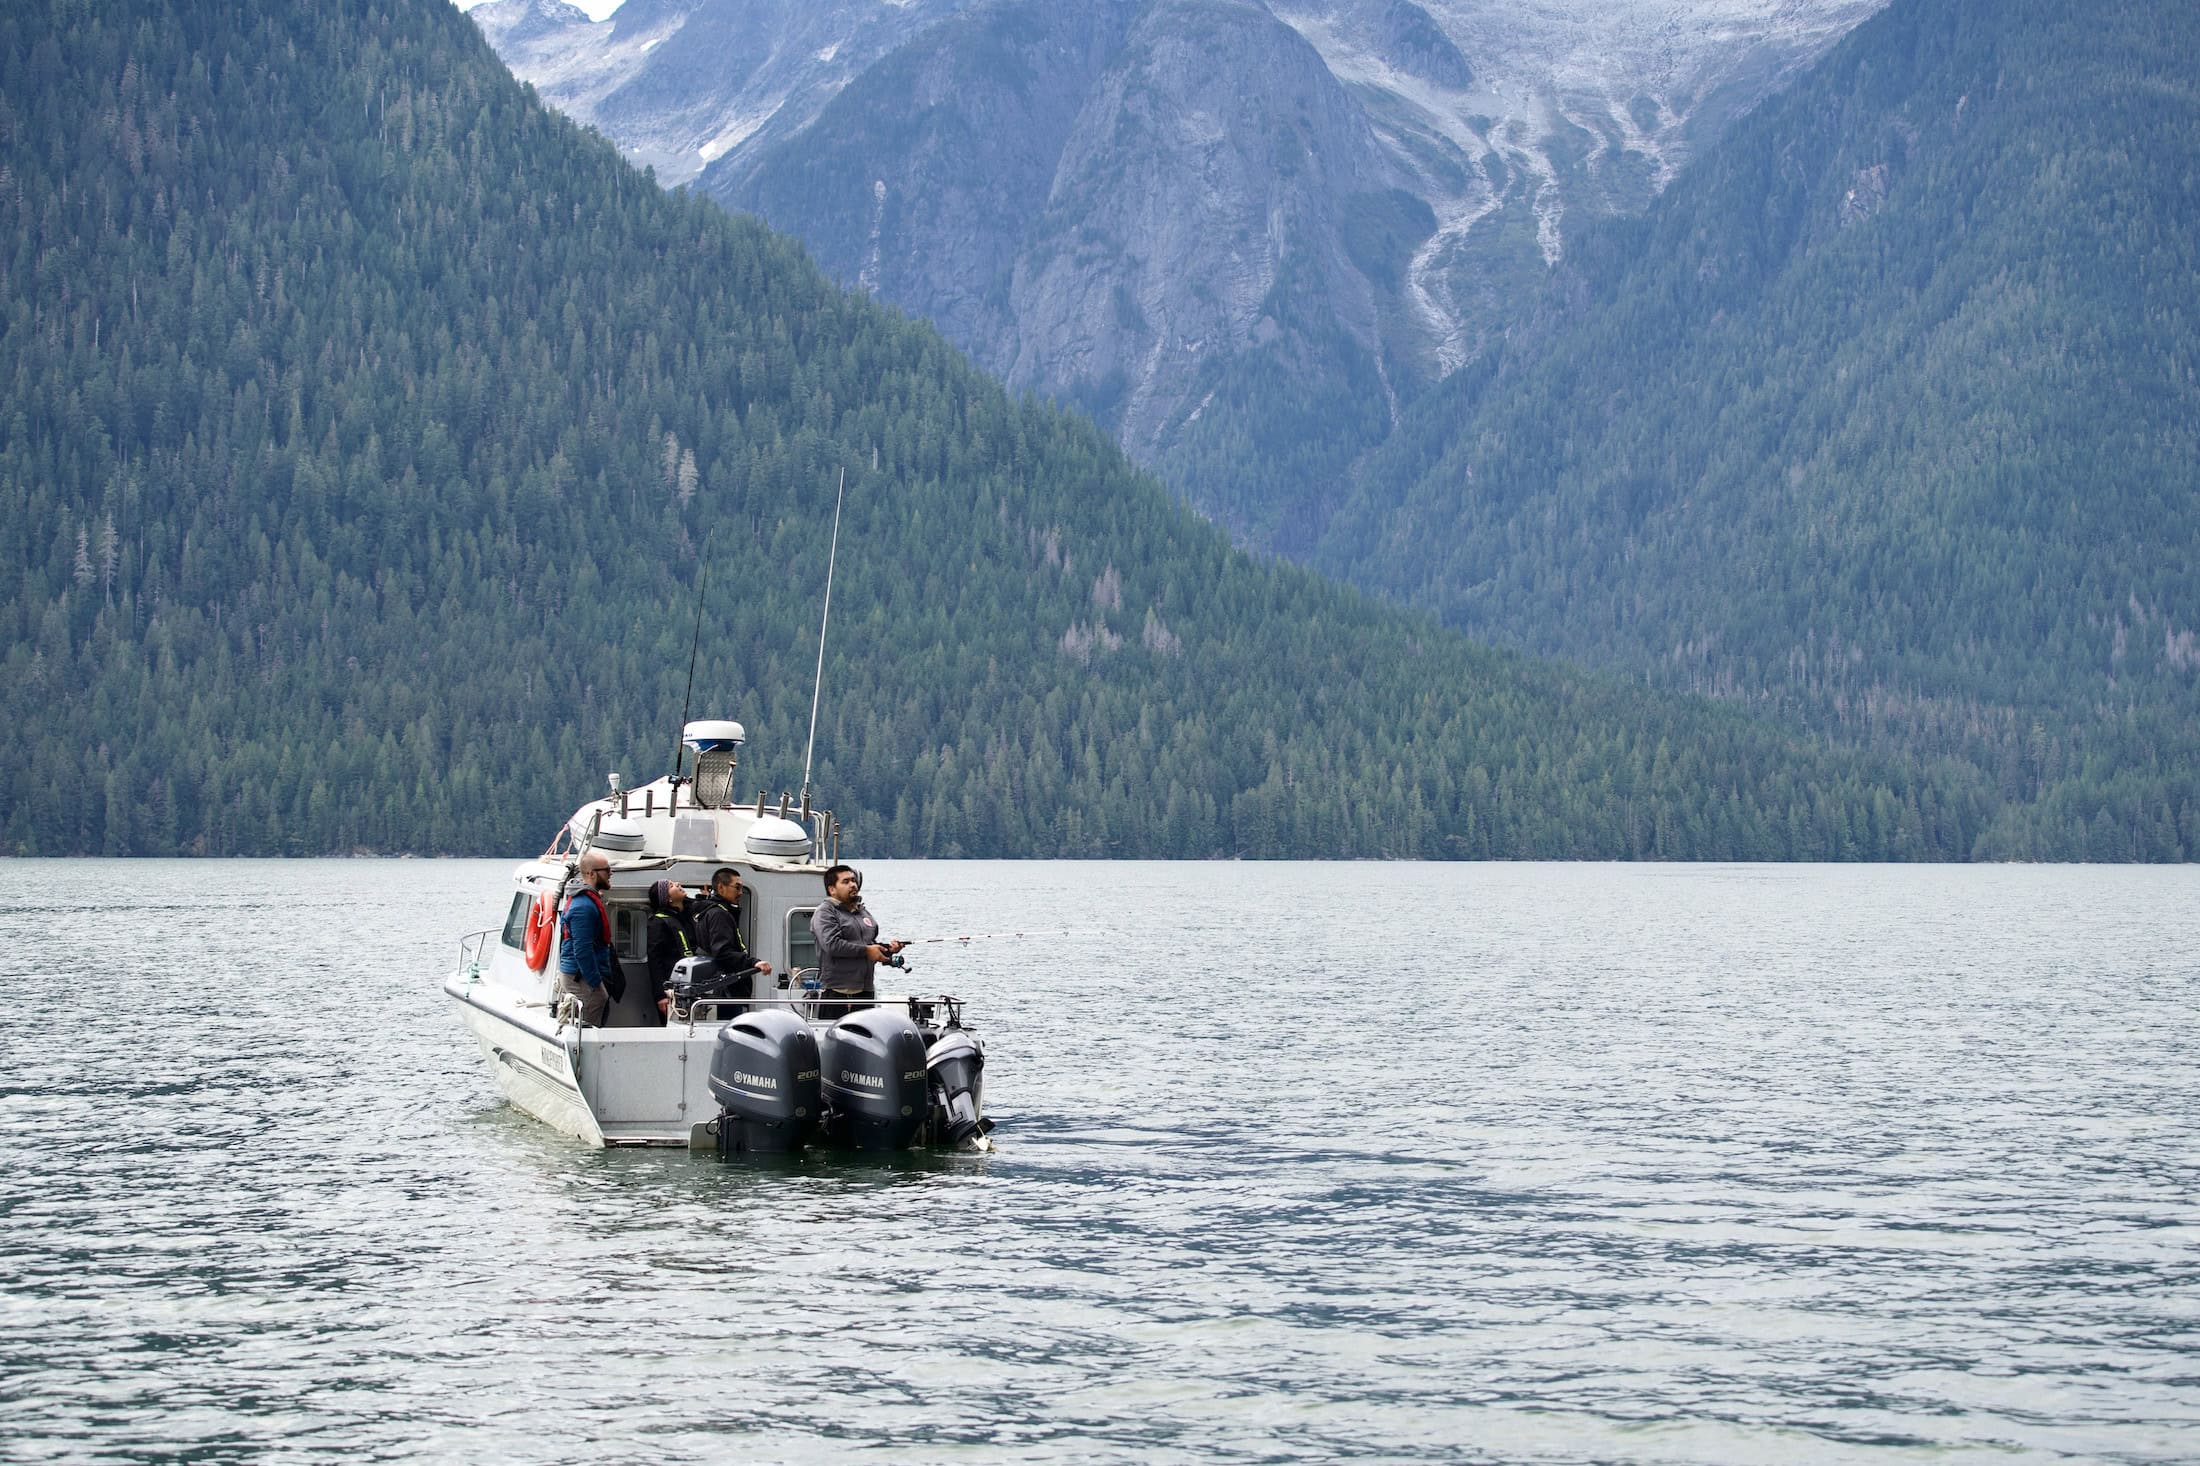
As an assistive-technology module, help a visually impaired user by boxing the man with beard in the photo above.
[808,864,904,1021]
[555,851,617,1027]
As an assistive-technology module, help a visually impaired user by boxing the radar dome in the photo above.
[744,815,812,860]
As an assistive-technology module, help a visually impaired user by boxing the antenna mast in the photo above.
[801,466,846,805]
[671,551,708,779]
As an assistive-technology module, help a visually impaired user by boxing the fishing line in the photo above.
[900,930,1085,945]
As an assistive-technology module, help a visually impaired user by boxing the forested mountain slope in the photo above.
[0,0,1986,859]
[1309,0,2200,859]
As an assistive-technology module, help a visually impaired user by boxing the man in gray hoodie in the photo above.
[808,864,904,1019]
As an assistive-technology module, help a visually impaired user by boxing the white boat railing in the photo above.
[675,991,973,1032]
[450,936,972,1033]
[456,928,495,980]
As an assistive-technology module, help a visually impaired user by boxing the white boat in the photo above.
[443,719,990,1153]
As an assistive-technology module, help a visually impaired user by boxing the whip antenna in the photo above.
[802,466,846,803]
[671,550,710,778]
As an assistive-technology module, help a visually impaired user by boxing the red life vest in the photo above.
[560,887,613,949]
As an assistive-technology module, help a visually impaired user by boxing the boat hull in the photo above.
[444,973,723,1147]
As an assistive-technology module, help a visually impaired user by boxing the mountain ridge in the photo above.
[469,0,1886,535]
[0,0,1994,858]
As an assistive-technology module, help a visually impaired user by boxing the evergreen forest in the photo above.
[0,0,2136,860]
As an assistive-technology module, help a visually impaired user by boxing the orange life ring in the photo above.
[522,889,559,971]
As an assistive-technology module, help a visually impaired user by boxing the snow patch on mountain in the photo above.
[468,0,1893,503]
[699,103,781,165]
[470,0,689,169]
[1267,0,1885,360]
[469,0,978,186]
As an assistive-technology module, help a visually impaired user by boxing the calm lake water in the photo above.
[3,860,2197,1464]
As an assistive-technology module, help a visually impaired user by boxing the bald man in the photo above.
[555,851,616,1026]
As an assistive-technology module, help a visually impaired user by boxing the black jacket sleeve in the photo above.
[694,899,759,972]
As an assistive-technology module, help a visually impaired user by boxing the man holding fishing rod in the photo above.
[809,864,904,1020]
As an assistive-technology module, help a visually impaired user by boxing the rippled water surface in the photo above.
[4,860,2198,1463]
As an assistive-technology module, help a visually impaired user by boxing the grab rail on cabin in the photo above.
[456,928,494,980]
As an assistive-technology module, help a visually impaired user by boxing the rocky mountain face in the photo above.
[1301,0,2200,855]
[470,0,979,184]
[471,0,1886,535]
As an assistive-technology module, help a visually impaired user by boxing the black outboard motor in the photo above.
[820,1008,928,1151]
[925,1029,987,1148]
[670,955,755,1020]
[708,1008,820,1155]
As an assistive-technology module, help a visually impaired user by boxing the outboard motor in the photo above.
[708,1008,820,1155]
[820,1008,928,1151]
[670,955,752,1020]
[924,1029,987,1148]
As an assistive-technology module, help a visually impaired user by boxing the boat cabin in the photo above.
[466,720,844,1016]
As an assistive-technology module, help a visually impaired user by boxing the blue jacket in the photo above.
[558,885,615,987]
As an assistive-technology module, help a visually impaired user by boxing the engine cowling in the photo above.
[708,1008,820,1154]
[820,1008,928,1151]
[925,1029,986,1148]
[670,954,753,1020]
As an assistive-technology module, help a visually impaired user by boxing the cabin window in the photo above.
[500,892,533,950]
[613,906,647,961]
[788,907,818,978]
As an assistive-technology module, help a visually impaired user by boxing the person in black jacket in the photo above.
[689,868,773,1001]
[643,878,694,1027]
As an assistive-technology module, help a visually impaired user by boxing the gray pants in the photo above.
[554,972,610,1027]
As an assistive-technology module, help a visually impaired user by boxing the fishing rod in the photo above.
[801,465,846,812]
[899,931,1085,945]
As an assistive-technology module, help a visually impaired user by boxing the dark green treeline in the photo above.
[0,0,1994,859]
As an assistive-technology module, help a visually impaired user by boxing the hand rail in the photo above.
[673,991,972,1030]
[455,928,495,981]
